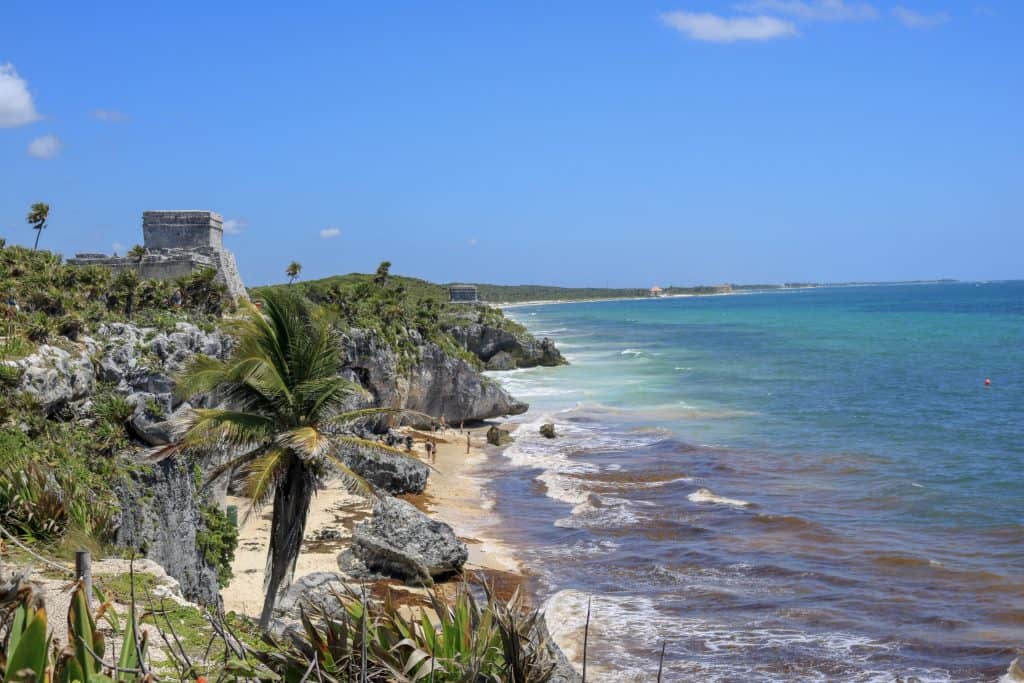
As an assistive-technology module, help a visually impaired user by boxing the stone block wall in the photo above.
[143,211,223,250]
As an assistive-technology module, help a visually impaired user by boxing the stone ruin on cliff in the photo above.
[68,210,247,301]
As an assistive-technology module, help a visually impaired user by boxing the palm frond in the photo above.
[323,407,435,429]
[202,445,270,485]
[277,426,332,462]
[331,434,429,465]
[179,408,275,450]
[320,451,375,498]
[174,354,229,399]
[242,448,289,511]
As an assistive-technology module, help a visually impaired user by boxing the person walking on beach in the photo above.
[466,432,471,455]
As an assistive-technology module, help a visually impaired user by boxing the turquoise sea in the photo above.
[483,282,1023,681]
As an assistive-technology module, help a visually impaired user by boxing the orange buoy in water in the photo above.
[984,378,992,386]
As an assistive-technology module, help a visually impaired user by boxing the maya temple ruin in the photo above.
[68,210,247,301]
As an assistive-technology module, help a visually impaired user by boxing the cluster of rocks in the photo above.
[448,320,567,371]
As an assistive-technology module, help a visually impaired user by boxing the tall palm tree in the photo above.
[158,288,420,629]
[285,261,301,285]
[26,202,49,251]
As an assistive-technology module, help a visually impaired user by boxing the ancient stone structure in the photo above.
[448,284,479,303]
[68,210,247,301]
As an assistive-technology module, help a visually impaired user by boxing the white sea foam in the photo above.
[688,488,751,508]
[620,348,645,357]
[502,414,665,529]
[541,590,952,683]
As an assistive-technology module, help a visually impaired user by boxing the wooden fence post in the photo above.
[76,550,92,606]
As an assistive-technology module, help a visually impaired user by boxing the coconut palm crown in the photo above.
[160,288,421,629]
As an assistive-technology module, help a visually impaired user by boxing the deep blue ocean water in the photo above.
[483,282,1023,681]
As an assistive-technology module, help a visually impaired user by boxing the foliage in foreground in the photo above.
[1,569,559,683]
[1,580,148,683]
[255,583,555,683]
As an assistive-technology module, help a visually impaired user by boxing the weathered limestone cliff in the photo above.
[339,328,528,424]
[447,321,567,370]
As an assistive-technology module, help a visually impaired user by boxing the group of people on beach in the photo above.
[370,417,474,465]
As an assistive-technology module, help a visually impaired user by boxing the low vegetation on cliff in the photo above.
[0,241,229,348]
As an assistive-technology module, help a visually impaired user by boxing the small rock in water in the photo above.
[540,423,557,439]
[487,425,513,446]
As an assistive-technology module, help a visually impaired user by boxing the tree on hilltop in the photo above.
[286,261,302,285]
[373,260,391,286]
[26,202,49,251]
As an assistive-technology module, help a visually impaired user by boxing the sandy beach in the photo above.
[222,424,519,617]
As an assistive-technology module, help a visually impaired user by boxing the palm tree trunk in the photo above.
[259,455,316,631]
[32,228,41,251]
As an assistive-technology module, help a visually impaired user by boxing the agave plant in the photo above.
[0,580,147,683]
[253,581,555,683]
[153,288,426,630]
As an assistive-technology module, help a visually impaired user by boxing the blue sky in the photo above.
[1,1,1021,287]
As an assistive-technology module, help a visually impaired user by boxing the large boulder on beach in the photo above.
[275,572,352,621]
[350,496,467,585]
[341,445,430,494]
[540,423,557,439]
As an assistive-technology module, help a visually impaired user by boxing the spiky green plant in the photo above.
[155,288,423,630]
[253,582,556,683]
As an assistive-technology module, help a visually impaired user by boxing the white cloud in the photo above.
[734,0,878,21]
[27,134,61,159]
[92,109,129,123]
[0,63,40,128]
[660,11,799,42]
[223,218,248,234]
[892,6,950,28]
[320,227,341,239]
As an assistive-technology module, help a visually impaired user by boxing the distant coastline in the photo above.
[493,279,963,308]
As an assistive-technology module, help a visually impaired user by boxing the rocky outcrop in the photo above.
[275,572,351,621]
[14,343,95,415]
[340,329,527,425]
[113,455,221,605]
[349,496,467,584]
[540,423,557,439]
[448,322,566,370]
[340,445,430,495]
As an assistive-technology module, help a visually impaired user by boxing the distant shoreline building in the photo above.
[449,285,479,303]
[68,210,247,301]
[649,285,665,297]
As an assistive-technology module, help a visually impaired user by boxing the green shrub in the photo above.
[196,503,239,587]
